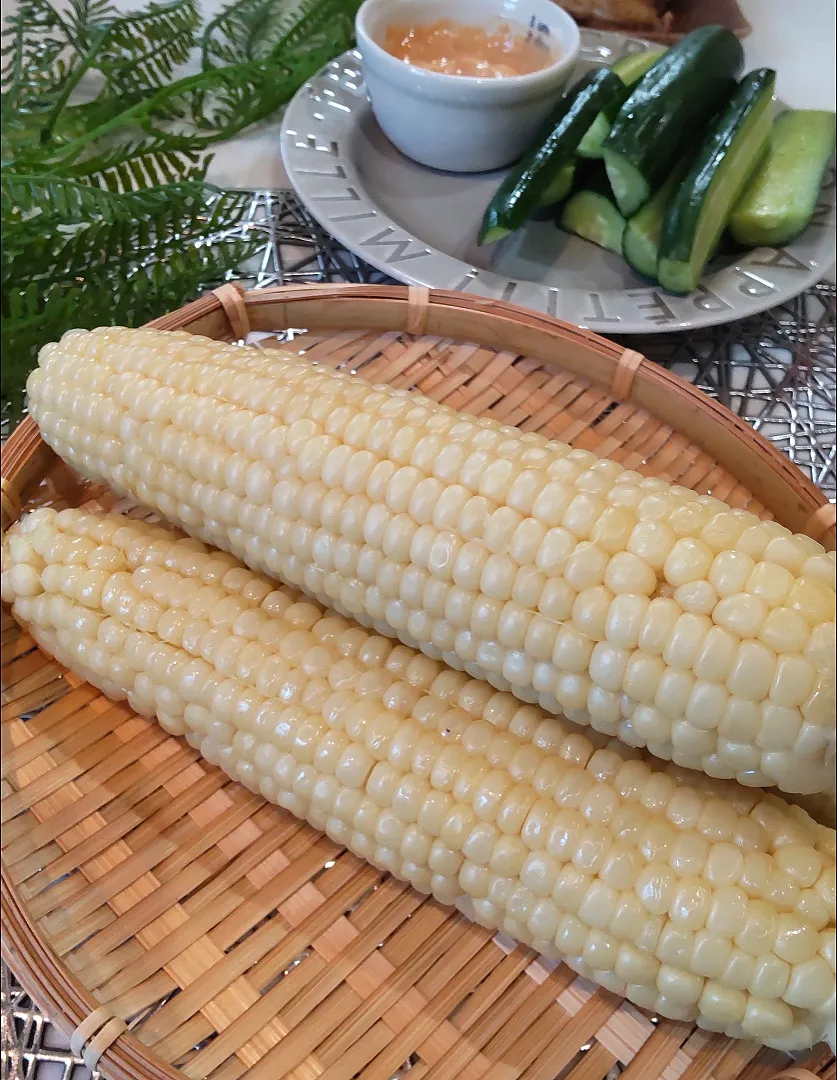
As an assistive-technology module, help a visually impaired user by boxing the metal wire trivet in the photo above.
[2,188,835,1080]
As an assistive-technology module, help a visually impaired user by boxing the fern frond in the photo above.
[64,0,117,47]
[61,139,209,189]
[96,0,201,96]
[1,237,254,411]
[201,0,359,69]
[201,0,291,68]
[1,0,70,123]
[2,282,78,384]
[191,23,352,139]
[0,173,227,225]
[5,188,251,285]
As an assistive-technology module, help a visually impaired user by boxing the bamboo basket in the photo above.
[1,283,835,1080]
[579,0,751,45]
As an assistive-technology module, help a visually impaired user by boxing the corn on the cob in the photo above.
[3,507,835,1051]
[26,327,836,799]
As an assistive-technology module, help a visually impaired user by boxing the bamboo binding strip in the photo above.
[1,284,834,1080]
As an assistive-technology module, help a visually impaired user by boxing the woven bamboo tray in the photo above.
[578,0,751,44]
[1,283,835,1080]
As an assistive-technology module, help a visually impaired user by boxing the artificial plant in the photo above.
[1,0,360,419]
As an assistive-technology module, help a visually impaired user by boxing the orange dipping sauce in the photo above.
[381,19,554,78]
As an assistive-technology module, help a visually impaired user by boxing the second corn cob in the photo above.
[2,507,835,1051]
[26,327,836,798]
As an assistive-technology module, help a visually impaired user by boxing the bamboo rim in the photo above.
[1,283,834,1080]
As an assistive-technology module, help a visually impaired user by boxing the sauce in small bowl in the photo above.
[382,18,555,78]
[355,0,581,173]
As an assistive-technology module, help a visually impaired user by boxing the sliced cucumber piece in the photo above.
[729,109,836,247]
[539,160,576,208]
[478,68,627,245]
[578,48,666,160]
[602,26,744,217]
[612,48,668,85]
[658,68,776,295]
[622,164,688,279]
[561,190,626,254]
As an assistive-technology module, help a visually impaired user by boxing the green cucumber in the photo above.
[658,68,776,295]
[578,48,666,159]
[729,109,837,246]
[539,160,576,208]
[478,67,627,245]
[622,163,688,279]
[560,190,626,254]
[602,26,744,217]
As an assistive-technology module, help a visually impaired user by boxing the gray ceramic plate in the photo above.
[280,30,836,334]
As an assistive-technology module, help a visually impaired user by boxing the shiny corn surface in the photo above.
[3,508,835,1051]
[26,327,837,797]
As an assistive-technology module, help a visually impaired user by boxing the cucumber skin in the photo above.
[478,68,626,245]
[602,26,744,208]
[560,191,625,254]
[658,68,776,295]
[729,109,837,247]
[578,49,666,160]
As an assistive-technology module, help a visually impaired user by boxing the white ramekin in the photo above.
[355,0,582,174]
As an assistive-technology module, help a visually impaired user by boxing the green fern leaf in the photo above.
[1,173,229,225]
[201,0,359,68]
[2,234,257,414]
[1,0,70,126]
[96,0,202,96]
[64,0,119,48]
[61,140,209,189]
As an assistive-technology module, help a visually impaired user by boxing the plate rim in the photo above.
[280,33,836,335]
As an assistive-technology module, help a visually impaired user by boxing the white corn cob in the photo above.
[3,507,835,1051]
[26,327,836,798]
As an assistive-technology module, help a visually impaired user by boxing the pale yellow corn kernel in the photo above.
[692,626,739,685]
[741,996,794,1039]
[774,915,820,964]
[638,597,682,655]
[627,520,676,570]
[747,562,795,608]
[673,581,719,616]
[564,542,608,591]
[784,955,834,1010]
[655,669,696,720]
[699,980,747,1025]
[691,930,733,979]
[604,551,657,596]
[763,536,811,575]
[727,642,777,702]
[759,607,811,655]
[590,506,636,554]
[657,964,705,1005]
[788,577,836,625]
[664,538,714,588]
[802,552,837,589]
[700,512,747,554]
[714,593,769,638]
[656,924,695,967]
[708,550,755,597]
